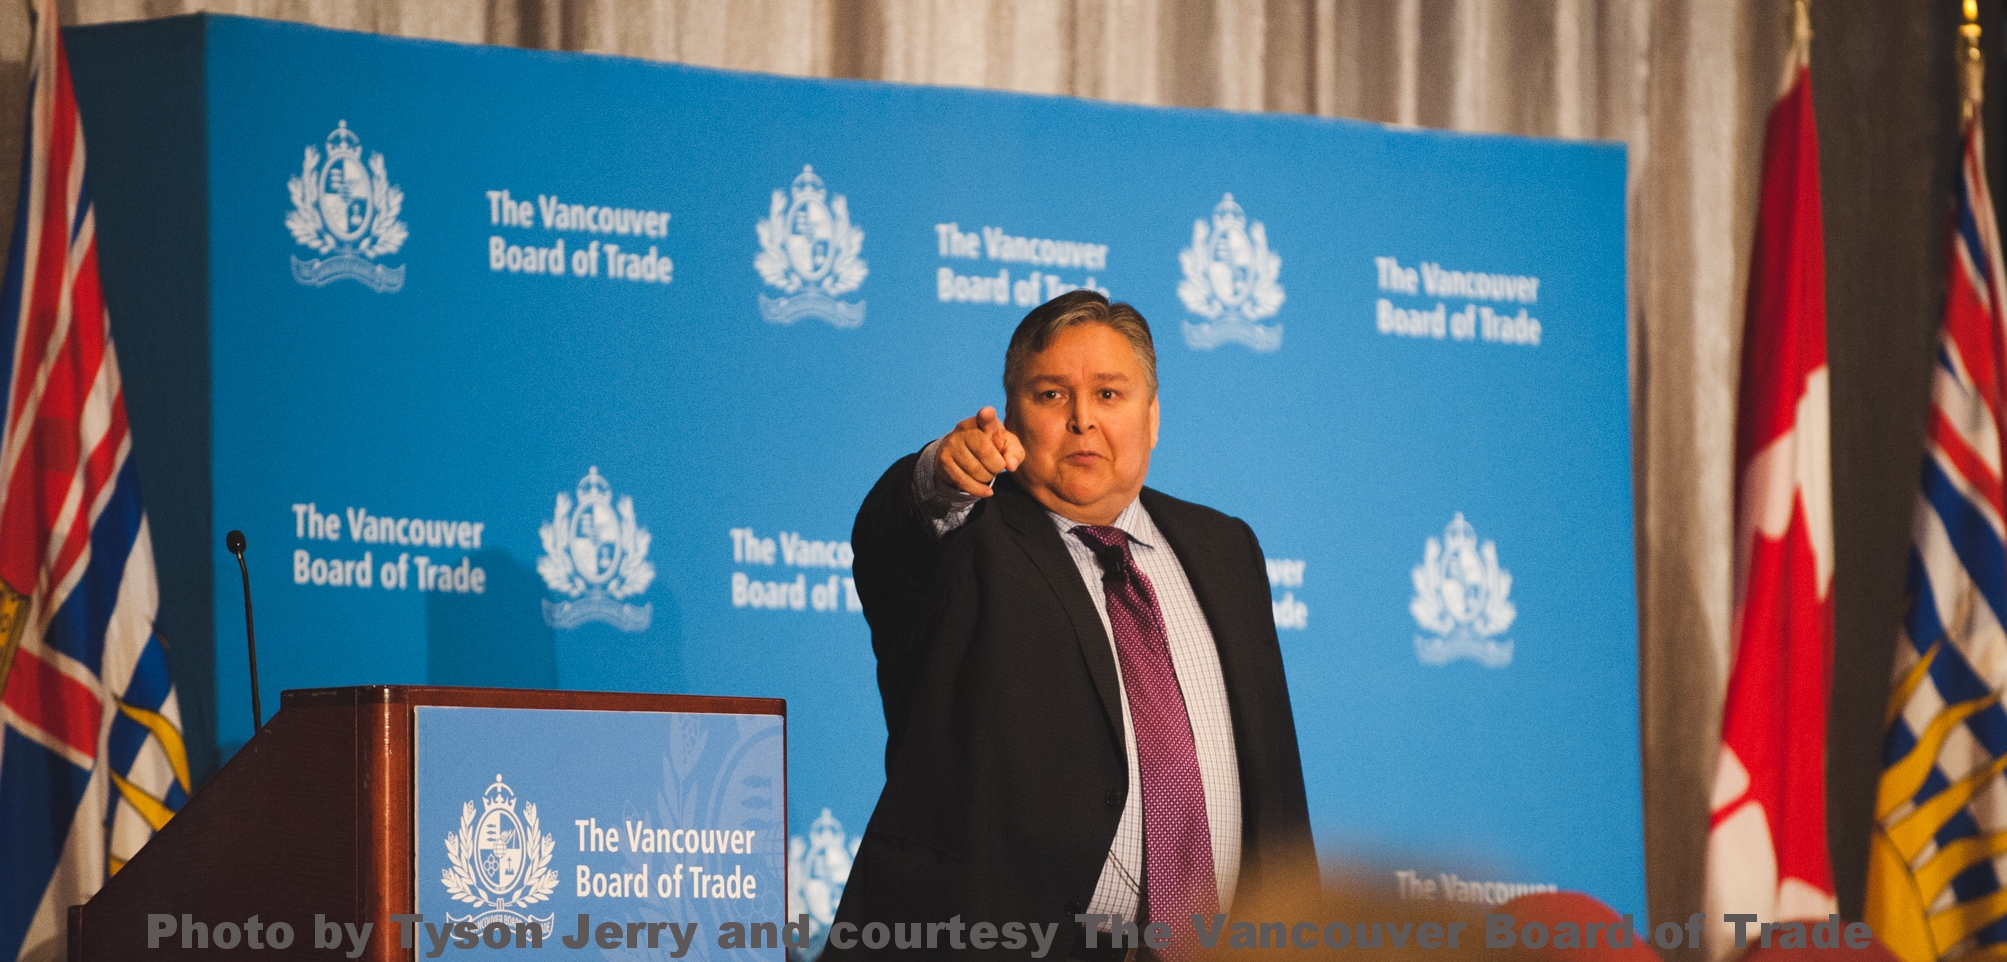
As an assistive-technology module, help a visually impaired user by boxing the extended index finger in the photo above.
[977,405,1014,445]
[999,429,1025,472]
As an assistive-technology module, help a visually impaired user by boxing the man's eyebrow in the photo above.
[1025,371,1132,382]
[1022,371,1133,388]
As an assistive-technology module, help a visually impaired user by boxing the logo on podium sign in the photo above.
[1178,193,1284,352]
[285,120,407,292]
[441,774,558,937]
[538,467,654,632]
[755,165,867,328]
[1410,513,1516,668]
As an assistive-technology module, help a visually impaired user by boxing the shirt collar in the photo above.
[1044,495,1158,550]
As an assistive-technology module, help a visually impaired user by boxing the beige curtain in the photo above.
[3,0,1792,945]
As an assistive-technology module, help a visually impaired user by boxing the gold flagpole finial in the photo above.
[1776,0,1811,96]
[1964,0,1985,125]
[1792,0,1812,68]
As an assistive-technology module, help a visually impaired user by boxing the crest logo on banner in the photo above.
[441,775,558,937]
[756,165,867,328]
[286,120,407,292]
[1410,513,1516,668]
[1179,193,1284,352]
[538,467,654,632]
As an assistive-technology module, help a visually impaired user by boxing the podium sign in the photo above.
[413,708,786,958]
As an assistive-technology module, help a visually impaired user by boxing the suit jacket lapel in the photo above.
[1141,489,1232,646]
[1140,488,1261,792]
[994,476,1126,744]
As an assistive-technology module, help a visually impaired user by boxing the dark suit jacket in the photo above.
[827,452,1316,957]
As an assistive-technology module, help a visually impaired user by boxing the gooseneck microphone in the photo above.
[225,530,262,731]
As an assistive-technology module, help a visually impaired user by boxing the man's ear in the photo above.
[1148,395,1160,450]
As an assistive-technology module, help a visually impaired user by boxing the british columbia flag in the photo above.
[0,4,191,961]
[1867,106,2007,962]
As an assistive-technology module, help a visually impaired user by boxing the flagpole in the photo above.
[1778,0,1810,96]
[1964,0,1984,127]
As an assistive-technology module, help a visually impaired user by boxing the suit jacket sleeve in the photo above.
[851,451,975,757]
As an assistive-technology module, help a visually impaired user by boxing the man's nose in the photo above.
[1067,396,1094,433]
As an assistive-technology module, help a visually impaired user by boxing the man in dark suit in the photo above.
[829,291,1315,960]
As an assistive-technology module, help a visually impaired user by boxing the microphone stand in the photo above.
[226,530,261,731]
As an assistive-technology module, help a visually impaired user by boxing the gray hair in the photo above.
[1001,290,1158,401]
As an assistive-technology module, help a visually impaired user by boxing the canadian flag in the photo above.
[1701,57,1837,959]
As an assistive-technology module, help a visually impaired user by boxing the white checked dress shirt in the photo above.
[914,441,1243,920]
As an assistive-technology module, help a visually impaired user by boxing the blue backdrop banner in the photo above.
[65,12,1641,942]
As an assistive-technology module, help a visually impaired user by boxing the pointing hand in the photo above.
[937,406,1025,498]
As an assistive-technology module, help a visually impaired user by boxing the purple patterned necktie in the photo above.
[1072,524,1218,946]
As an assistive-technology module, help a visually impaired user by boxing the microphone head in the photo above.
[225,530,247,555]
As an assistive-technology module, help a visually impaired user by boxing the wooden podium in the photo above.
[68,686,785,961]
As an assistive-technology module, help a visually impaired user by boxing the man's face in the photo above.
[1006,322,1159,526]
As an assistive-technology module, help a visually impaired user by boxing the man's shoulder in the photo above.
[1137,486,1252,545]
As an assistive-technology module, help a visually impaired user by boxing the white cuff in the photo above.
[913,438,981,537]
